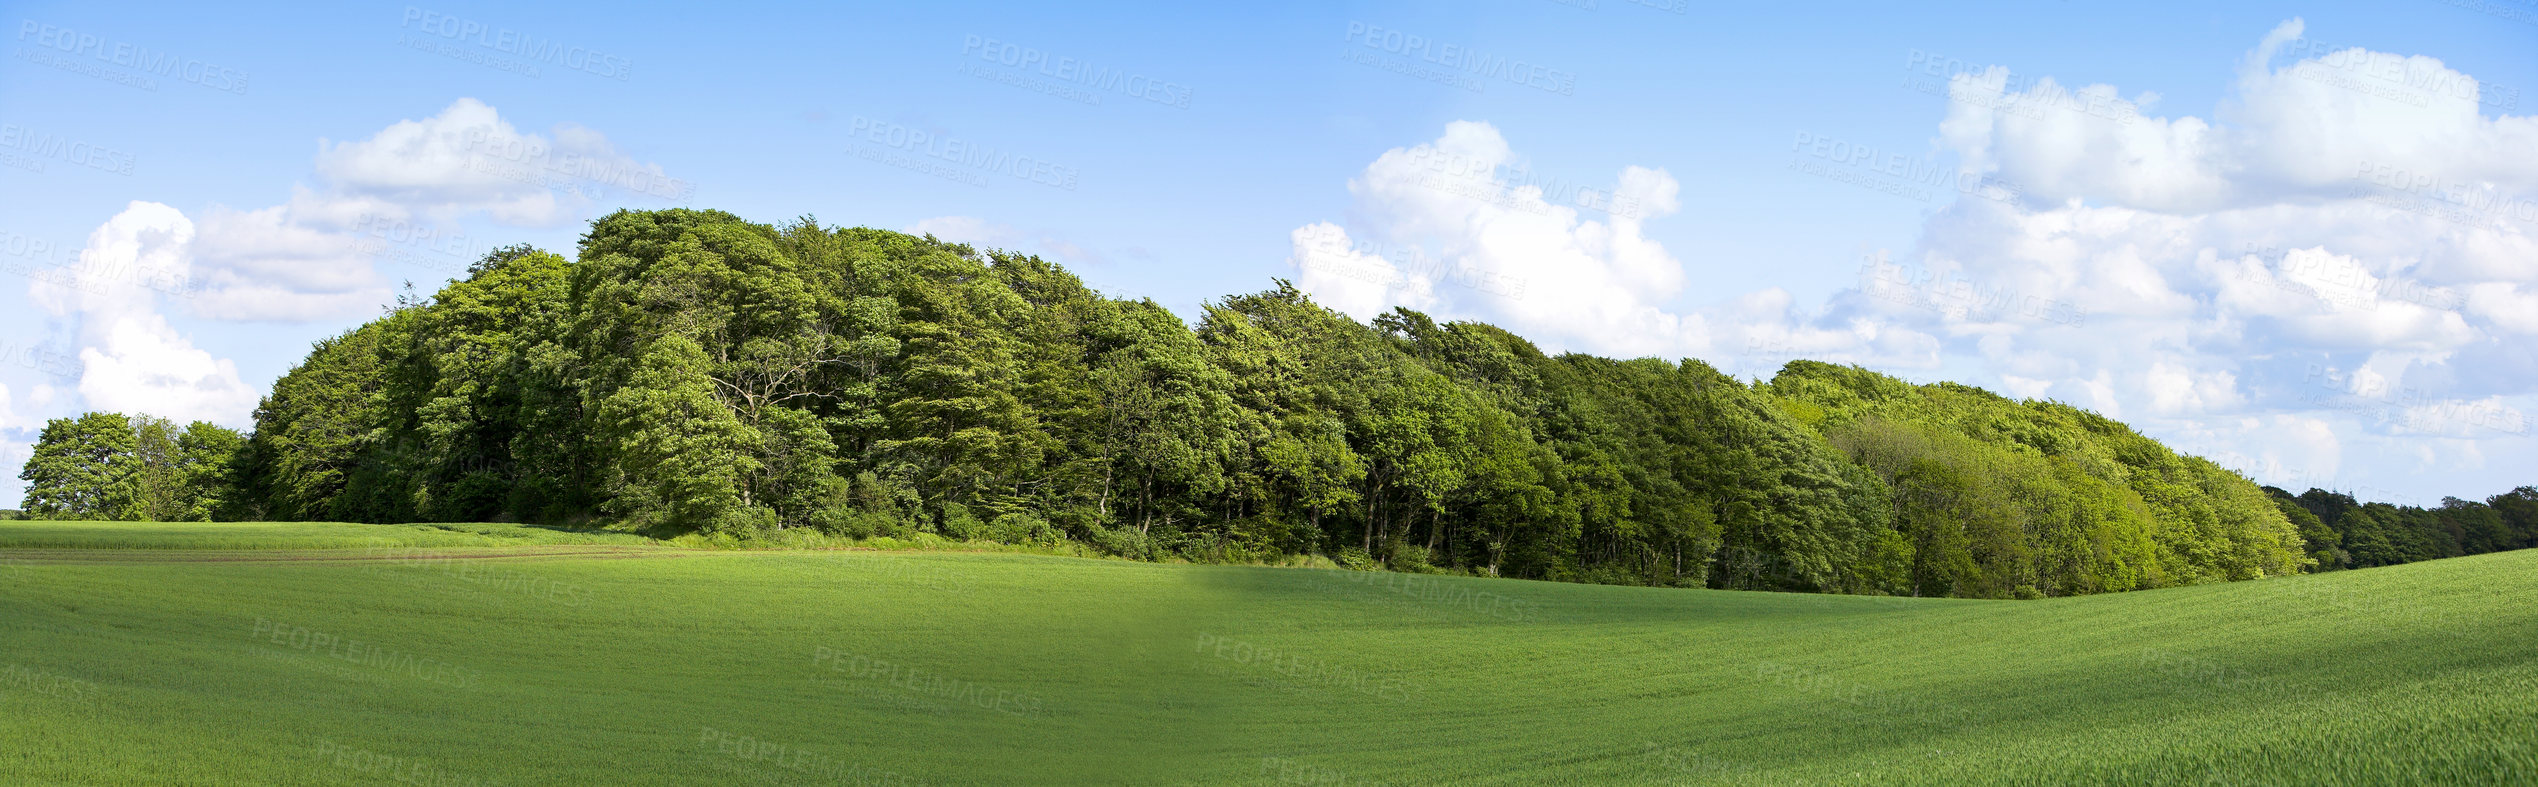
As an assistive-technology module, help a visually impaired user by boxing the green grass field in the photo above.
[2,522,2531,785]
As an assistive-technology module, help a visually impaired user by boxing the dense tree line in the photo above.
[2271,486,2538,570]
[14,209,2532,597]
[15,412,241,521]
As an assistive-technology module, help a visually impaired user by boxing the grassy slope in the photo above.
[0,522,2531,785]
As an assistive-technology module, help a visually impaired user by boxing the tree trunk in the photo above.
[1096,460,1113,521]
[1138,474,1153,536]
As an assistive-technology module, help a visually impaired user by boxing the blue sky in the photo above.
[2,0,2533,506]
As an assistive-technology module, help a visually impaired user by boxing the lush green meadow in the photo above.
[1,522,2531,785]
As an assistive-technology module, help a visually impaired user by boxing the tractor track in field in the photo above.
[0,545,699,565]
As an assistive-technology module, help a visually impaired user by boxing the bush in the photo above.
[436,471,509,522]
[1387,544,1443,574]
[808,505,884,539]
[1041,506,1102,542]
[985,512,1057,545]
[705,505,779,538]
[937,503,984,540]
[1088,526,1155,560]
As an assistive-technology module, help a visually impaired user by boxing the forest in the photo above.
[17,209,2536,597]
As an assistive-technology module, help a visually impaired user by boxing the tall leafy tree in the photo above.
[174,421,248,521]
[19,412,141,519]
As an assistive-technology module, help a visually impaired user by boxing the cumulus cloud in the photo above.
[1944,19,2538,213]
[1898,19,2537,495]
[32,201,194,325]
[174,98,687,322]
[1293,121,1856,365]
[2465,283,2538,335]
[187,201,394,321]
[31,203,260,427]
[2170,414,2346,488]
[2145,360,2242,415]
[1318,121,1719,359]
[1917,20,2533,418]
[76,313,260,427]
[313,97,662,226]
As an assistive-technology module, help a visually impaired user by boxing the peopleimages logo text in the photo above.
[15,20,249,93]
[1342,22,1577,96]
[0,124,136,176]
[846,116,1080,190]
[399,7,631,80]
[961,35,1191,109]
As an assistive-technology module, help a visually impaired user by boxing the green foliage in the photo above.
[1769,362,2310,595]
[18,413,243,521]
[170,422,246,521]
[36,208,2515,598]
[984,510,1057,545]
[2277,487,2538,571]
[18,412,136,519]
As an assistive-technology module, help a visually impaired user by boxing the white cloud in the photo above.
[171,98,686,322]
[2146,360,2242,415]
[188,201,394,321]
[1284,222,1430,321]
[1901,20,2533,441]
[1943,72,2221,212]
[1998,374,2054,400]
[31,203,260,427]
[76,313,260,427]
[2466,283,2538,334]
[1919,27,2531,368]
[1903,19,2536,497]
[2206,246,2478,350]
[186,283,392,324]
[32,201,194,325]
[1314,121,1719,359]
[315,97,608,226]
[1286,122,1774,361]
[2173,414,2345,489]
[2398,396,2527,439]
[1945,19,2538,213]
[192,203,374,292]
